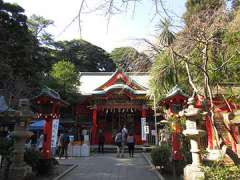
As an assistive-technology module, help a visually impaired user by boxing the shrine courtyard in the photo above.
[57,153,172,180]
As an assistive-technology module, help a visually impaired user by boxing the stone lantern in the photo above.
[180,97,205,180]
[9,99,34,180]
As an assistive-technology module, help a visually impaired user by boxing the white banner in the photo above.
[51,119,59,148]
[141,118,146,141]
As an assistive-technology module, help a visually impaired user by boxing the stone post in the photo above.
[180,97,206,180]
[9,99,33,180]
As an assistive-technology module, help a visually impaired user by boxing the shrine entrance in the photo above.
[77,69,151,145]
[97,109,142,144]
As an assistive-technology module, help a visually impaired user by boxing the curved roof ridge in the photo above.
[79,71,149,75]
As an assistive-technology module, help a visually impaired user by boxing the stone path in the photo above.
[59,153,160,180]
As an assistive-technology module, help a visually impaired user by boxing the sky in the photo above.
[4,0,186,52]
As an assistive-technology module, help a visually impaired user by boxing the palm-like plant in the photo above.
[149,53,175,101]
[157,18,176,47]
[149,18,180,101]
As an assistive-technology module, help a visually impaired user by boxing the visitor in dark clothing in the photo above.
[98,129,105,153]
[127,132,135,157]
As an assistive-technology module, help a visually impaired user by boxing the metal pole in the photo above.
[154,95,158,145]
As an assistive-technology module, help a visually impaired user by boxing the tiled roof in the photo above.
[78,71,149,95]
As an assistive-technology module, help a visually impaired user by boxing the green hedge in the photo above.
[150,144,171,168]
[203,163,240,180]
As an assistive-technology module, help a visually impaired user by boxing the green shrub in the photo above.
[37,159,54,175]
[150,144,171,168]
[202,162,240,180]
[0,137,14,179]
[24,149,57,176]
[181,136,192,164]
[24,149,42,171]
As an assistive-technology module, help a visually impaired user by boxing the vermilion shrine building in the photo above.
[73,69,154,145]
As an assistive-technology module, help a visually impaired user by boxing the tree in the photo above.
[231,0,240,10]
[54,39,115,72]
[0,0,45,103]
[27,14,54,46]
[50,60,80,94]
[149,52,188,102]
[27,14,58,76]
[110,47,151,71]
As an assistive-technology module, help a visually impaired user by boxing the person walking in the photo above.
[115,130,122,157]
[127,131,135,157]
[62,132,70,159]
[98,129,105,153]
[58,133,64,158]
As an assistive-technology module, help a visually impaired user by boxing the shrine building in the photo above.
[74,69,153,145]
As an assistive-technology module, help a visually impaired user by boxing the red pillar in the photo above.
[92,107,97,144]
[205,115,213,149]
[142,108,146,118]
[172,133,182,160]
[172,122,183,160]
[43,116,53,159]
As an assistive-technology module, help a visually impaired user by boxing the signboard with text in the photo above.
[141,118,146,141]
[144,125,149,134]
[186,120,197,130]
[51,119,59,148]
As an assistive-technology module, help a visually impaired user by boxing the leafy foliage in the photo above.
[27,14,54,45]
[0,137,14,179]
[203,163,240,180]
[0,0,60,105]
[110,47,151,71]
[24,149,57,176]
[150,144,171,167]
[54,39,115,72]
[0,137,14,161]
[157,18,176,47]
[184,0,223,23]
[149,52,188,101]
[24,148,42,172]
[50,60,79,93]
[149,53,175,101]
[0,1,43,96]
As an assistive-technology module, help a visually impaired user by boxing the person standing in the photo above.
[62,132,70,159]
[120,125,128,158]
[38,133,44,152]
[57,133,64,158]
[98,129,105,153]
[115,130,122,157]
[127,132,135,157]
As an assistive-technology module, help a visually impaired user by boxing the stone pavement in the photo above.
[59,153,160,180]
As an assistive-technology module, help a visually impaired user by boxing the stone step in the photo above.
[91,145,154,153]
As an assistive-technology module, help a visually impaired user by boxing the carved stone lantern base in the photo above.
[8,128,33,180]
[184,164,205,180]
[8,165,32,180]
